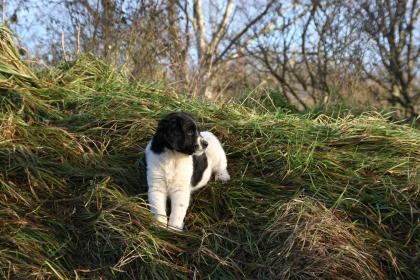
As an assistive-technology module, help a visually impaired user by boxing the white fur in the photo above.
[146,131,230,230]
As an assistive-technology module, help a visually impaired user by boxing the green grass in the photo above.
[1,26,419,279]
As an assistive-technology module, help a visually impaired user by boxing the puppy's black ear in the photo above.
[151,117,177,153]
[157,117,176,134]
[156,118,167,134]
[159,117,180,149]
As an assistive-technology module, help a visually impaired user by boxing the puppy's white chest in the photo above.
[160,155,193,188]
[162,158,177,186]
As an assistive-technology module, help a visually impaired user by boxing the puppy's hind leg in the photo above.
[214,152,230,183]
[215,168,231,183]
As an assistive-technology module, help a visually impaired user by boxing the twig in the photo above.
[61,31,68,62]
[76,26,80,55]
[2,0,6,24]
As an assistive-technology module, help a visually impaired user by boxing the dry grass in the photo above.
[260,198,386,279]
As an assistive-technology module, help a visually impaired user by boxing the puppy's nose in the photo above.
[201,139,208,148]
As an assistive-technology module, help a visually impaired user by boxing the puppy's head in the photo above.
[153,112,208,155]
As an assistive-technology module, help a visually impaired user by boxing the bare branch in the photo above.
[213,0,276,64]
[193,0,207,61]
[209,0,234,53]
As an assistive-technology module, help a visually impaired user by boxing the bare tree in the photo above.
[63,0,170,80]
[179,0,277,97]
[354,0,419,118]
[166,0,189,84]
[250,0,366,110]
[249,3,311,109]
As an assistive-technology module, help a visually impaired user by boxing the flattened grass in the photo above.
[1,27,419,279]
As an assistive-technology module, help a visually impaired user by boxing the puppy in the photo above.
[145,112,230,230]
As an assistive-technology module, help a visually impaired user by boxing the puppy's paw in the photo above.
[215,170,231,183]
[168,221,183,232]
[168,225,183,232]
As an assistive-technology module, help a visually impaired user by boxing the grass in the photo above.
[1,26,419,279]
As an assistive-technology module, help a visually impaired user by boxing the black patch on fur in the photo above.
[151,112,200,155]
[150,135,166,154]
[191,153,208,186]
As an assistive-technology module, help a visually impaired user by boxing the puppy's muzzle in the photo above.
[194,137,208,155]
[194,139,208,150]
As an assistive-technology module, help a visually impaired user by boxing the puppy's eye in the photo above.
[187,130,194,136]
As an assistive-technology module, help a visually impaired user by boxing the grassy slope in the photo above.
[1,27,419,279]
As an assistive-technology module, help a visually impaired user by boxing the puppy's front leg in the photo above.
[148,188,168,226]
[168,189,190,231]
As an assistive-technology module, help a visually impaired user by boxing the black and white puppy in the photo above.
[145,112,230,230]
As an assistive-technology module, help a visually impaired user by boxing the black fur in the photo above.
[151,112,200,155]
[191,153,208,186]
